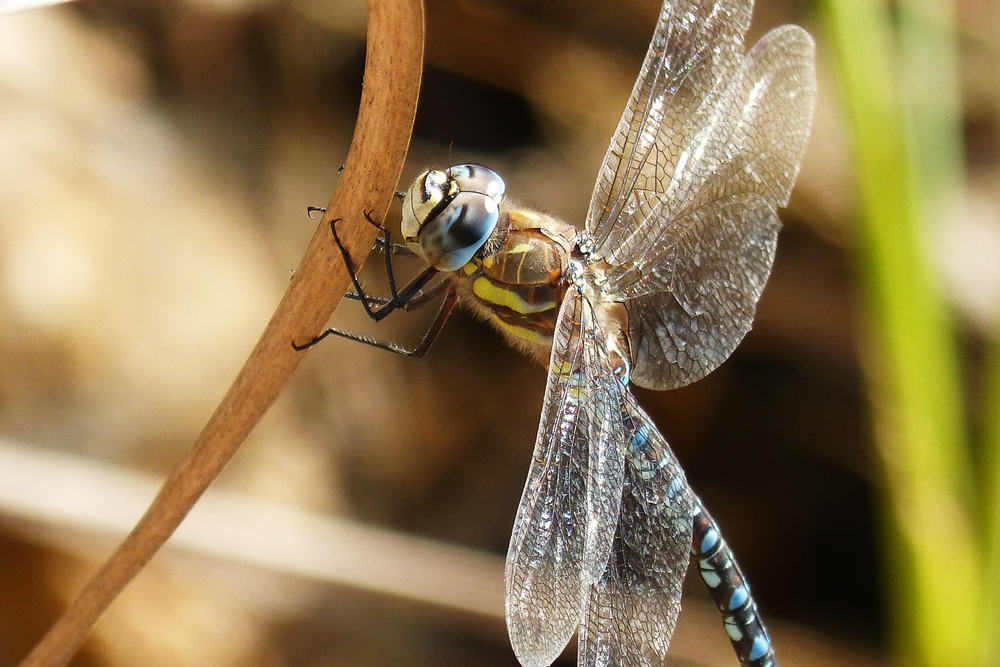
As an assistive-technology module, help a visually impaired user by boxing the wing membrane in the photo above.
[508,3,817,660]
[623,193,778,389]
[579,390,695,667]
[504,285,696,667]
[699,25,817,211]
[505,286,626,667]
[586,0,753,258]
[588,21,816,390]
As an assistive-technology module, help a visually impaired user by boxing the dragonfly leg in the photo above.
[692,497,778,667]
[293,284,458,357]
[292,211,450,354]
[343,277,450,312]
[323,208,424,307]
[308,206,414,257]
[361,209,414,301]
[326,216,438,323]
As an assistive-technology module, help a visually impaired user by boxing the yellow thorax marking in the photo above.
[480,241,533,273]
[472,277,554,314]
[507,242,535,255]
[493,318,549,346]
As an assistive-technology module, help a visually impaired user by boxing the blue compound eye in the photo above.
[446,164,506,200]
[420,190,501,271]
[401,164,506,272]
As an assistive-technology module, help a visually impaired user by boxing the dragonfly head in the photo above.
[400,164,506,272]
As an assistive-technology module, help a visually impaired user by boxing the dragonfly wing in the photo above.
[506,285,627,667]
[595,24,816,391]
[586,0,753,258]
[621,193,778,390]
[579,390,695,667]
[693,25,817,211]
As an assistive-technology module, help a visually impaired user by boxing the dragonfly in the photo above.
[298,0,816,664]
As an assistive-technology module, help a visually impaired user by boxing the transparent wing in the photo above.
[590,24,817,390]
[505,285,626,667]
[586,0,753,257]
[623,193,778,389]
[578,390,695,667]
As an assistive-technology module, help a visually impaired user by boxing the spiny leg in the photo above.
[293,207,450,354]
[326,215,438,323]
[308,207,435,308]
[294,284,459,357]
[307,206,413,258]
[362,209,410,303]
[343,277,450,311]
[692,497,778,667]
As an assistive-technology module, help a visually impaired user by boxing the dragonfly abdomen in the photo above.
[692,500,777,667]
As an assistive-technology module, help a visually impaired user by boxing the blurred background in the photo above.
[0,0,997,665]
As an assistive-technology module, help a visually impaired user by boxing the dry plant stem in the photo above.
[18,0,424,665]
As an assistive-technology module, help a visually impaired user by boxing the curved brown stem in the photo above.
[18,1,424,664]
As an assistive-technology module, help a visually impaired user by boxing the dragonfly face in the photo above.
[400,164,506,272]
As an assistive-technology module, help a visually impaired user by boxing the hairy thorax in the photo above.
[453,205,631,376]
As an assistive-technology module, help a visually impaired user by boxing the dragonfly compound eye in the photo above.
[419,190,501,271]
[401,164,506,272]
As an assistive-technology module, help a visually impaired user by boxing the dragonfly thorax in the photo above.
[401,164,507,272]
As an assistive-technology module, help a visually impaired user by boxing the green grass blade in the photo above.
[984,341,1000,663]
[820,0,983,664]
